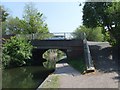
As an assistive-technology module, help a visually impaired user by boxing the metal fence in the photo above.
[16,32,85,40]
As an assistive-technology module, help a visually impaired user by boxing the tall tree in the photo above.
[1,5,9,35]
[0,5,9,22]
[83,2,112,29]
[82,2,120,45]
[23,3,49,34]
[2,17,26,35]
[106,2,120,45]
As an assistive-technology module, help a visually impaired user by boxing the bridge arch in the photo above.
[31,39,84,65]
[32,48,83,65]
[32,48,68,65]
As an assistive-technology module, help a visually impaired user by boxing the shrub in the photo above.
[2,36,33,68]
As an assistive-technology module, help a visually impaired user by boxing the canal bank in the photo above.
[37,61,119,88]
[37,74,60,89]
[37,63,80,89]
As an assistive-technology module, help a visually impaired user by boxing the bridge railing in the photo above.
[16,32,85,40]
[16,33,53,40]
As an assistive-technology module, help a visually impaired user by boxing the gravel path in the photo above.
[54,42,119,88]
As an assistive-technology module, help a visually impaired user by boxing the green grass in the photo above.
[67,58,86,74]
[41,75,60,88]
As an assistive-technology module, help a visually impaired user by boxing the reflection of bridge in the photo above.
[31,39,84,65]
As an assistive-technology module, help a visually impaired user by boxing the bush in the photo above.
[72,26,104,41]
[104,31,116,46]
[2,36,33,68]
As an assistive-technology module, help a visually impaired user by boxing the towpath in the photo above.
[54,42,119,88]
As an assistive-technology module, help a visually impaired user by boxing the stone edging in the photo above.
[36,74,52,89]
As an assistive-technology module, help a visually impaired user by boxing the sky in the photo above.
[1,1,84,33]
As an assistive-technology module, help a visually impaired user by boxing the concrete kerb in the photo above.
[36,74,59,89]
[37,74,51,89]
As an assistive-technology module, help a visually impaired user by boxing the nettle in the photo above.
[2,36,33,68]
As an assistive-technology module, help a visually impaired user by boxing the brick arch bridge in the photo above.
[31,39,84,65]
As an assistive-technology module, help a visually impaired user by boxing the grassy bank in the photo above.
[67,57,86,74]
[40,74,60,88]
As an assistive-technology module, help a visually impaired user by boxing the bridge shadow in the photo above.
[89,43,120,82]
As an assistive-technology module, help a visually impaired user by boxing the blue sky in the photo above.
[1,2,84,33]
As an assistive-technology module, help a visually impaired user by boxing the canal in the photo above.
[2,49,67,89]
[2,66,50,89]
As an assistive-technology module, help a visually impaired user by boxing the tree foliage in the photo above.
[1,5,9,35]
[82,2,120,45]
[3,3,50,39]
[2,36,33,68]
[83,2,112,28]
[23,3,49,34]
[73,26,104,41]
[106,2,120,45]
[2,17,27,34]
[0,5,9,22]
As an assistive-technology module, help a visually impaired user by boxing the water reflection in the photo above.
[2,49,67,89]
[2,66,49,89]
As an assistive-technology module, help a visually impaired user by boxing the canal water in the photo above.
[2,49,67,89]
[2,66,50,89]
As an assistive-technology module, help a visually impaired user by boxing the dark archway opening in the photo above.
[31,48,68,65]
[31,48,47,65]
[31,47,83,66]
